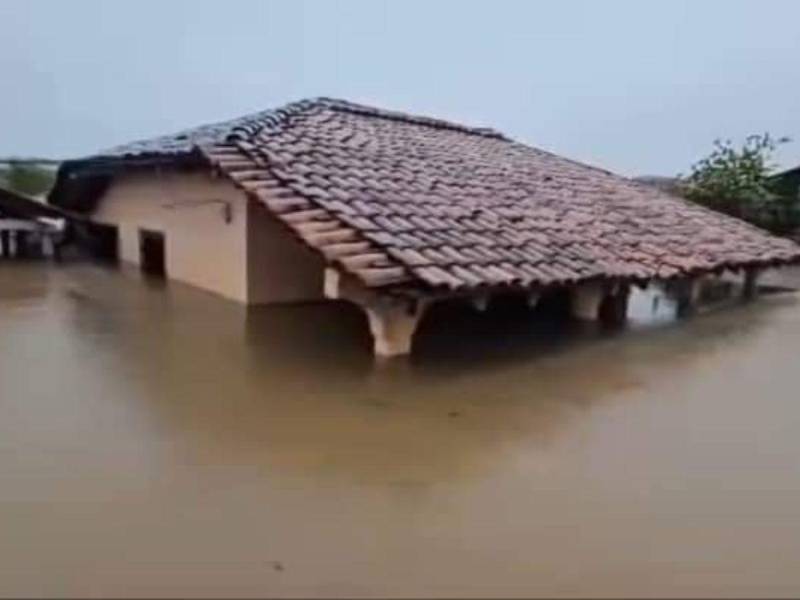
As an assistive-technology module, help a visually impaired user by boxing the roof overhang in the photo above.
[48,150,207,213]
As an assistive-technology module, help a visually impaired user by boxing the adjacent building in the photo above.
[0,186,69,259]
[771,166,800,239]
[772,165,800,202]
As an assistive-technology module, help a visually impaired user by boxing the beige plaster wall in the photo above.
[93,170,249,302]
[92,169,325,304]
[247,201,325,304]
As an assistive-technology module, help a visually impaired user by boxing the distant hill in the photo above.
[0,157,60,166]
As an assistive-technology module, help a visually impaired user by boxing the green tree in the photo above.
[680,134,798,235]
[2,162,56,197]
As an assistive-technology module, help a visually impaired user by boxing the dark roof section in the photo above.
[0,186,76,221]
[82,98,507,160]
[51,98,800,292]
[771,165,800,200]
[772,165,800,179]
[49,98,506,214]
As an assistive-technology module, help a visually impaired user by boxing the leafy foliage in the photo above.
[0,162,56,197]
[679,134,799,235]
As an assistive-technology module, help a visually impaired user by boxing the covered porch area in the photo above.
[323,265,776,359]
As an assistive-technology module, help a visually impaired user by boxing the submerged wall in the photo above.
[247,200,325,304]
[92,169,324,304]
[93,170,249,302]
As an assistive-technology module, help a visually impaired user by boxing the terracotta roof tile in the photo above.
[57,97,800,291]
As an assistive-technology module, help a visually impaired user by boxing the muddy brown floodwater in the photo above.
[2,262,800,598]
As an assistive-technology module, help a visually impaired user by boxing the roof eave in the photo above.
[48,150,208,213]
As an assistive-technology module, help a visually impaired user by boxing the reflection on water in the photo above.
[2,263,800,597]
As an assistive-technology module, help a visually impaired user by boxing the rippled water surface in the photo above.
[2,263,800,597]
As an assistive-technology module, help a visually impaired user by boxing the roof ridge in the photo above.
[224,98,322,143]
[315,97,510,141]
[98,97,510,159]
[99,99,321,157]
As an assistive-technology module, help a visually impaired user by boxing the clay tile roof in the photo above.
[53,97,800,292]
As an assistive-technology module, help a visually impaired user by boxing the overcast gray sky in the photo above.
[1,0,798,176]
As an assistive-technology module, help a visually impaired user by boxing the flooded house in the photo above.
[0,185,69,259]
[48,98,800,356]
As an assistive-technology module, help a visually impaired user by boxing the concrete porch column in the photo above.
[365,301,428,358]
[570,281,605,321]
[742,266,762,300]
[41,234,55,258]
[571,281,631,326]
[600,282,631,327]
[526,290,541,309]
[324,267,429,358]
[678,277,702,316]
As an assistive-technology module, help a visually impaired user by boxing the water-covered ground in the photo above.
[2,263,800,597]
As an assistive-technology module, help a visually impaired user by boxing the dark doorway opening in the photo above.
[139,229,166,277]
[0,230,10,257]
[88,223,119,262]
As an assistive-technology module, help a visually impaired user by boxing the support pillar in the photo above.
[742,267,762,301]
[676,277,701,317]
[570,281,605,321]
[365,301,427,358]
[470,294,489,312]
[600,283,631,327]
[526,290,540,309]
[324,267,430,359]
[41,234,55,258]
